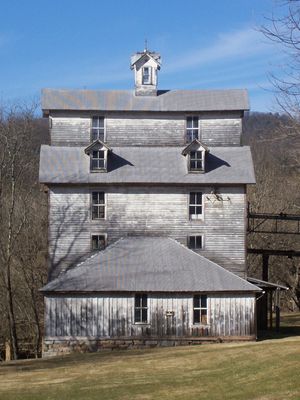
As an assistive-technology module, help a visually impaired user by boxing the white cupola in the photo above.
[130,46,161,96]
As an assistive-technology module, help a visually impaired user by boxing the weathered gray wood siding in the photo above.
[48,186,246,279]
[49,111,242,147]
[200,114,242,146]
[50,116,91,146]
[44,293,256,339]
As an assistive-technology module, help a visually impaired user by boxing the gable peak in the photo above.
[182,139,209,156]
[84,139,112,154]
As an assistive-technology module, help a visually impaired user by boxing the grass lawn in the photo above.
[0,314,299,400]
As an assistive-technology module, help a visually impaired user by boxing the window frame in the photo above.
[134,293,148,324]
[186,116,199,142]
[91,191,106,220]
[91,116,105,142]
[188,234,204,250]
[193,294,208,325]
[189,150,204,172]
[91,149,107,171]
[142,66,151,85]
[188,191,203,220]
[91,233,107,251]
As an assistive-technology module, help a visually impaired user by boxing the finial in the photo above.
[144,38,148,52]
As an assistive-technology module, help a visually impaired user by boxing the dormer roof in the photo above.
[181,139,210,156]
[84,140,112,155]
[130,50,161,69]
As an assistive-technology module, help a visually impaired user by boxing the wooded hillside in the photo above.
[243,112,300,310]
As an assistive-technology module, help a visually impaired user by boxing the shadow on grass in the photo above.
[0,347,156,373]
[258,312,300,341]
[258,326,300,341]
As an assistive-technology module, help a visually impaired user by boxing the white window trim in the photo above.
[188,234,204,250]
[142,66,152,85]
[192,294,209,326]
[188,191,204,220]
[90,149,108,171]
[91,116,106,142]
[91,191,106,220]
[91,233,107,251]
[186,115,200,142]
[188,150,205,172]
[134,293,149,325]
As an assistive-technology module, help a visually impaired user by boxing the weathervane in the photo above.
[144,38,148,52]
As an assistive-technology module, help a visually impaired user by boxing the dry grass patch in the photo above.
[1,313,300,400]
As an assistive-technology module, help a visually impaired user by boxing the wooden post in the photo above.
[275,306,280,332]
[262,254,269,281]
[5,341,11,362]
[269,291,273,330]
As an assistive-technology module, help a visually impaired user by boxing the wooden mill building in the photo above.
[39,48,261,355]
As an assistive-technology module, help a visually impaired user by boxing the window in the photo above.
[91,150,106,170]
[91,192,105,219]
[91,116,105,141]
[134,294,148,323]
[189,192,203,219]
[188,235,203,249]
[142,67,151,84]
[186,116,199,142]
[91,235,106,250]
[193,295,207,324]
[189,151,204,171]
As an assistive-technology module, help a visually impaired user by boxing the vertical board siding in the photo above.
[49,111,242,147]
[49,186,246,278]
[44,294,256,339]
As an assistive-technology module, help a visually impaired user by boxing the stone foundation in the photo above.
[43,336,256,357]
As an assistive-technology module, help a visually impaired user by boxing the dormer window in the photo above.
[142,67,151,84]
[84,140,111,173]
[189,150,204,172]
[182,139,209,174]
[91,150,106,170]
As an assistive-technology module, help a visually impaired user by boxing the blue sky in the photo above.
[0,0,286,113]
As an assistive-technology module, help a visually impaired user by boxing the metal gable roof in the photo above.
[39,145,256,185]
[41,237,260,293]
[42,88,249,112]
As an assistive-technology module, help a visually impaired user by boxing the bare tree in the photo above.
[261,0,300,116]
[244,112,300,310]
[0,105,48,359]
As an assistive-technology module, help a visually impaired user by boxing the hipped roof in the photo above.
[41,237,260,293]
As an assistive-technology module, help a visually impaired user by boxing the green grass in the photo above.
[0,313,300,400]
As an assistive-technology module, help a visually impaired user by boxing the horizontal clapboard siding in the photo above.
[106,113,184,146]
[200,115,242,146]
[49,111,242,147]
[51,116,91,146]
[48,186,246,278]
[44,293,256,339]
